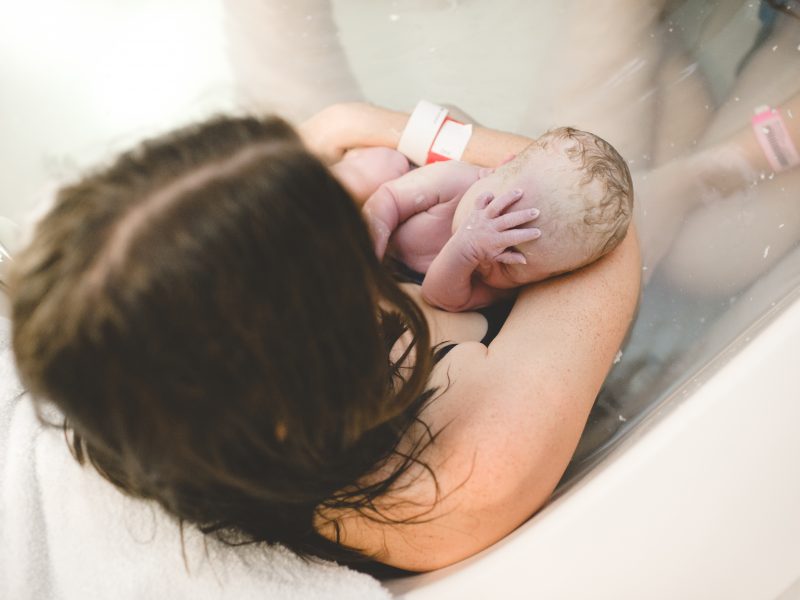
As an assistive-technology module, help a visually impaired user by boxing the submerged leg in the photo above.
[224,0,364,123]
[660,15,800,296]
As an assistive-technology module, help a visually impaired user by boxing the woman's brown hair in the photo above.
[9,115,439,567]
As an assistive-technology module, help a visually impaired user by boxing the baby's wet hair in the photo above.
[538,127,633,256]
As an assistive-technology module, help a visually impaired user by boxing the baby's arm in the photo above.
[422,190,541,311]
[329,147,411,204]
[362,160,485,260]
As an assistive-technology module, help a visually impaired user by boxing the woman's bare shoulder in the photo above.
[315,342,559,571]
[320,232,641,571]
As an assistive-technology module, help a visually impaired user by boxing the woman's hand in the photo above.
[298,103,355,164]
[329,147,410,204]
[299,103,407,164]
[300,101,535,170]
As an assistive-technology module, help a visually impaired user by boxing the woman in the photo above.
[7,103,640,575]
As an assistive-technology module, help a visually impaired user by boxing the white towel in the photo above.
[0,317,391,600]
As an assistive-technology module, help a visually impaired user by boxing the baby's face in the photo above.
[453,141,590,288]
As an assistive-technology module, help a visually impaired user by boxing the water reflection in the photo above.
[562,0,800,477]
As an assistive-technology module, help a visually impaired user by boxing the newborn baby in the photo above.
[362,127,634,311]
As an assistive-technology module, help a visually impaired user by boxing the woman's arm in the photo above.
[310,103,642,569]
[330,227,641,571]
[300,102,534,167]
[421,228,640,570]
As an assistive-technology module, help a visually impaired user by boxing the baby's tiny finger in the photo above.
[476,191,494,209]
[496,251,527,265]
[487,188,524,217]
[494,208,540,231]
[499,227,542,246]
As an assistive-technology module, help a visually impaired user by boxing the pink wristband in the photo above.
[397,100,449,166]
[752,106,799,172]
[427,117,473,164]
[397,100,473,165]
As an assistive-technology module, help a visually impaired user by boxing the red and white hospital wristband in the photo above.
[397,100,473,166]
[752,105,799,172]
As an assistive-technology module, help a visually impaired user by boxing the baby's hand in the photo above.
[362,160,483,260]
[454,190,541,265]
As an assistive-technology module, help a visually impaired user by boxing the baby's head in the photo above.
[454,127,633,288]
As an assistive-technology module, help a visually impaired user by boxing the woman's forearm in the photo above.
[387,226,642,570]
[460,125,533,167]
[472,225,642,513]
[300,102,534,167]
[495,224,641,449]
